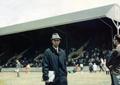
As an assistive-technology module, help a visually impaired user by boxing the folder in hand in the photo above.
[48,71,55,82]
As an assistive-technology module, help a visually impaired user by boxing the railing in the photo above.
[5,47,31,66]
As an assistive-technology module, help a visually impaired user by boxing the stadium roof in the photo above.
[0,0,120,36]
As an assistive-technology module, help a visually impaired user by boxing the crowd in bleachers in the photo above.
[68,47,111,74]
[1,46,112,72]
[2,48,44,68]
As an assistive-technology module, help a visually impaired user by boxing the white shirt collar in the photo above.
[53,46,59,52]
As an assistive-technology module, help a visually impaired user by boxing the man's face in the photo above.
[52,39,61,47]
[113,39,119,47]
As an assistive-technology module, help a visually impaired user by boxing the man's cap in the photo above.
[51,33,61,40]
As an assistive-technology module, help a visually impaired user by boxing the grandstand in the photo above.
[0,17,116,68]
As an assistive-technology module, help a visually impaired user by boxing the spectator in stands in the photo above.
[99,58,104,72]
[103,59,109,75]
[74,60,80,72]
[42,33,68,85]
[0,60,2,72]
[89,62,93,72]
[0,66,2,72]
[79,59,84,71]
[25,64,31,73]
[93,63,97,72]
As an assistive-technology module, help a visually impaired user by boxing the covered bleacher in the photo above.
[0,2,119,72]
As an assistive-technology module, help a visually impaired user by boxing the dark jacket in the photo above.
[42,47,67,81]
[106,46,120,74]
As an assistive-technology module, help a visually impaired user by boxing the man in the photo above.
[16,59,21,77]
[106,35,120,85]
[42,33,68,85]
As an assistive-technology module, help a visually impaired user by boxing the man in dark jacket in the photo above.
[107,35,120,85]
[42,33,68,85]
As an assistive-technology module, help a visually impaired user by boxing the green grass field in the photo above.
[0,72,111,85]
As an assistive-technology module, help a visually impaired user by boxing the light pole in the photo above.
[111,4,120,35]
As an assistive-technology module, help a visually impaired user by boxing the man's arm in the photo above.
[106,50,118,70]
[42,50,49,81]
